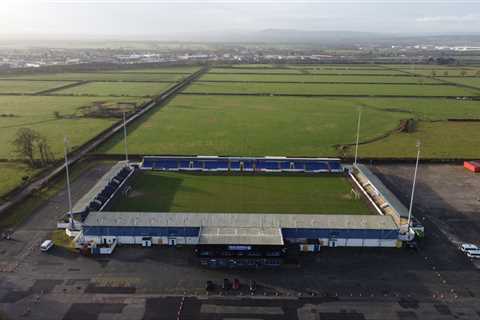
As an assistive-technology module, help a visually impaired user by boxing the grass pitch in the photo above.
[109,171,372,214]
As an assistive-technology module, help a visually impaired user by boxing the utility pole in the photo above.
[354,106,362,167]
[64,137,73,228]
[123,111,129,164]
[407,141,421,232]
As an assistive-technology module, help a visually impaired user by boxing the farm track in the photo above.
[0,66,209,217]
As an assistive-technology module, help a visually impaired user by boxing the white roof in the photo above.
[84,212,398,230]
[199,227,283,245]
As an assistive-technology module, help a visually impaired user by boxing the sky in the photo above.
[1,0,480,39]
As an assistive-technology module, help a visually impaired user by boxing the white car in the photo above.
[466,250,480,259]
[460,243,478,253]
[40,240,54,252]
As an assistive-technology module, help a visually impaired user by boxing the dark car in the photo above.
[205,280,214,292]
[233,278,240,290]
[222,278,231,290]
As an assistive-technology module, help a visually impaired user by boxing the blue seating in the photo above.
[154,160,178,170]
[305,162,328,172]
[142,159,154,168]
[257,161,280,171]
[204,160,229,170]
[279,161,291,170]
[329,161,343,171]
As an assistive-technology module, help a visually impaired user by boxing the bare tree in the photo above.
[12,128,54,167]
[12,128,38,166]
[37,136,54,166]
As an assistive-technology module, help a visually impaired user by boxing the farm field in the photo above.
[358,121,480,159]
[0,72,186,82]
[0,80,75,94]
[101,94,480,158]
[199,73,440,84]
[99,95,404,156]
[210,67,407,75]
[0,95,146,159]
[441,77,480,88]
[54,81,175,97]
[408,69,480,77]
[110,66,201,73]
[183,82,479,96]
[109,171,372,214]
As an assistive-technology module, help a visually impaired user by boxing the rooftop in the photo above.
[84,212,398,230]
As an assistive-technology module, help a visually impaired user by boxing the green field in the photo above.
[359,121,480,158]
[55,81,175,97]
[0,163,38,203]
[184,82,479,96]
[100,95,405,156]
[0,95,146,159]
[199,74,439,84]
[441,77,480,88]
[101,94,480,158]
[210,67,406,75]
[0,80,75,94]
[111,66,201,73]
[109,171,372,214]
[0,72,186,82]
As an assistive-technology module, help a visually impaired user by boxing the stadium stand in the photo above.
[142,156,344,173]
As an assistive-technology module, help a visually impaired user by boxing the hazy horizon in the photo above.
[1,0,480,41]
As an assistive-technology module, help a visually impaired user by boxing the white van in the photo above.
[40,240,54,252]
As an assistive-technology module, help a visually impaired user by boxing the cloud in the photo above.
[416,14,479,23]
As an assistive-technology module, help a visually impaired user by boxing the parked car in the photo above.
[460,243,479,253]
[233,278,240,290]
[222,278,231,290]
[466,250,480,259]
[40,240,54,252]
[205,280,214,292]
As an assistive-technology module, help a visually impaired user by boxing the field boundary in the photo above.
[196,80,446,85]
[180,92,480,99]
[34,80,91,95]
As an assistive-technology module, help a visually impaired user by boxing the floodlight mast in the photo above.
[407,141,421,232]
[64,137,73,228]
[354,106,362,167]
[123,112,129,164]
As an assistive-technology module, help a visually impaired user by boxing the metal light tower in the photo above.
[407,140,421,230]
[354,106,362,167]
[64,137,73,227]
[123,112,129,164]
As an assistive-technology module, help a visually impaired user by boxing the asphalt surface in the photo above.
[0,163,479,320]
